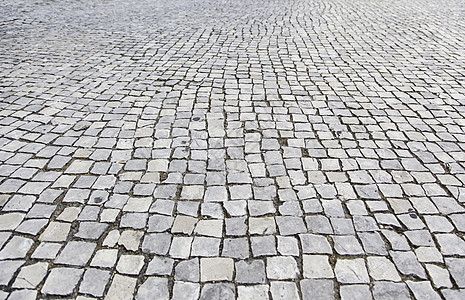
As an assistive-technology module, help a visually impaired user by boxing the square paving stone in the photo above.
[237,285,269,300]
[266,256,299,279]
[0,236,34,259]
[372,282,410,300]
[0,260,25,286]
[120,212,148,229]
[270,281,299,299]
[300,279,335,300]
[105,274,137,300]
[200,257,234,282]
[90,249,118,268]
[340,285,372,300]
[31,242,62,260]
[75,222,108,240]
[303,255,334,279]
[55,241,96,266]
[335,258,370,284]
[175,258,200,282]
[41,267,84,296]
[200,283,235,300]
[79,268,111,297]
[146,256,174,276]
[445,258,465,288]
[12,262,48,289]
[142,233,172,255]
[136,277,169,300]
[0,213,25,231]
[171,281,201,300]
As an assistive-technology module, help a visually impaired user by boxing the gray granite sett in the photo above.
[335,258,369,284]
[237,285,269,300]
[0,236,34,259]
[406,281,441,300]
[0,260,25,286]
[358,232,388,255]
[142,233,172,255]
[390,251,427,279]
[333,235,364,255]
[42,267,84,296]
[15,218,48,235]
[175,258,200,282]
[0,213,25,231]
[277,236,299,256]
[3,195,35,211]
[201,202,223,219]
[150,199,175,215]
[90,249,118,268]
[77,206,100,221]
[31,242,62,260]
[79,268,111,297]
[75,221,108,240]
[266,256,299,279]
[117,254,145,275]
[445,258,465,288]
[372,282,410,300]
[120,212,148,229]
[340,285,372,300]
[105,274,137,300]
[301,279,335,300]
[222,237,249,259]
[191,237,221,257]
[225,217,247,236]
[136,277,169,300]
[171,282,201,300]
[270,281,299,299]
[251,235,277,257]
[148,214,174,232]
[305,215,333,234]
[275,216,307,235]
[436,233,465,256]
[146,256,174,276]
[300,234,333,254]
[55,241,96,266]
[26,203,56,218]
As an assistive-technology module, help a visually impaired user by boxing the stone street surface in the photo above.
[1,0,465,299]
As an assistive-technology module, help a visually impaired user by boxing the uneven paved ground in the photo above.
[1,0,465,298]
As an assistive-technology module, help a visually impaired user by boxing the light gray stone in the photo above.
[42,268,84,296]
[136,277,169,300]
[79,268,111,297]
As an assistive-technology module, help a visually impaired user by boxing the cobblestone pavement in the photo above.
[1,0,465,299]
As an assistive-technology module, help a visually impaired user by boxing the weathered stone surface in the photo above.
[136,277,169,300]
[235,260,266,284]
[200,283,235,300]
[41,268,84,296]
[2,0,465,296]
[105,274,137,300]
[335,258,369,284]
[266,256,299,279]
[55,241,96,266]
[39,221,71,242]
[0,261,25,286]
[301,279,335,300]
[79,269,111,297]
[200,257,234,281]
[13,262,48,289]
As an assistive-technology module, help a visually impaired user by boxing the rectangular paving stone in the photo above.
[55,241,96,266]
[42,267,84,296]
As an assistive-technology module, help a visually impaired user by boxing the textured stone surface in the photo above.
[1,0,465,298]
[41,268,84,296]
